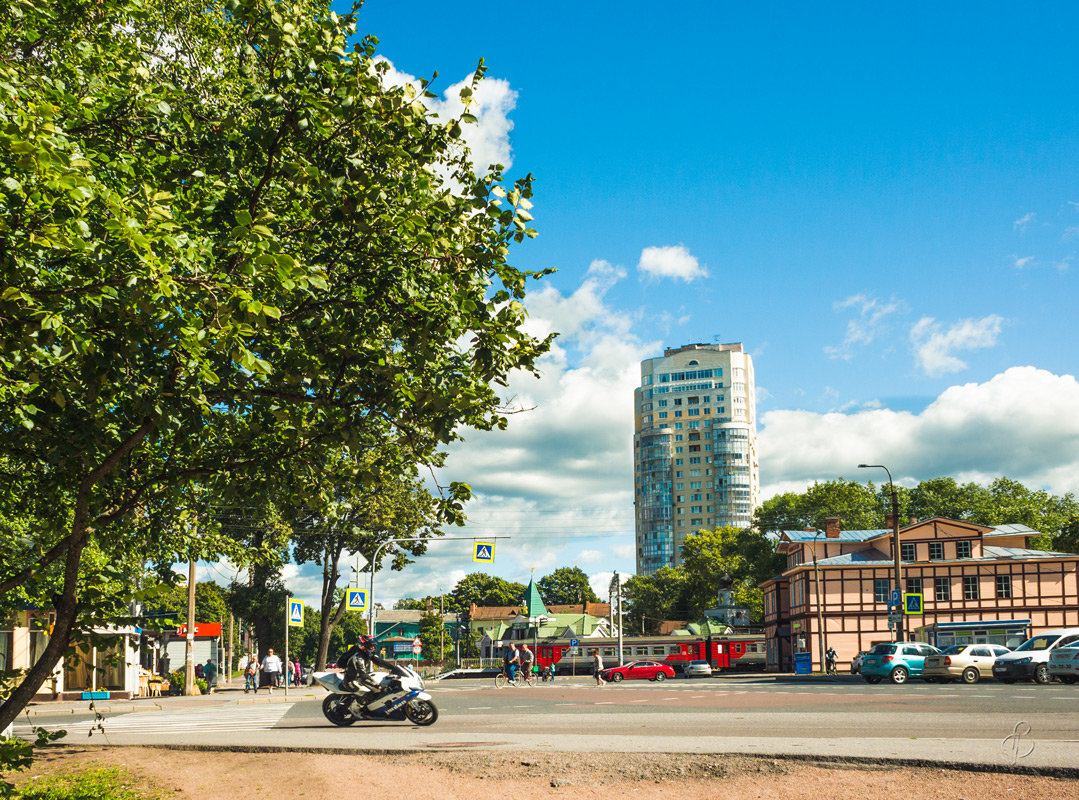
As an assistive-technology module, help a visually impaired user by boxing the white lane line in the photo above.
[593,701,614,705]
[467,707,492,710]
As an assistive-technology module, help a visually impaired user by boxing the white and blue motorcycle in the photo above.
[315,664,438,726]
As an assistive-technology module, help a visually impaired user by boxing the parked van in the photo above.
[992,628,1079,684]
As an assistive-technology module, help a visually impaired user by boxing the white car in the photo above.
[1047,642,1079,684]
[850,651,865,675]
[683,660,713,678]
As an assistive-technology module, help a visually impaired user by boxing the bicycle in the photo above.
[494,669,536,688]
[825,658,838,676]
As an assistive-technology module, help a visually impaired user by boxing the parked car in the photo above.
[683,660,713,678]
[601,660,676,682]
[922,644,1011,684]
[992,628,1079,684]
[850,651,866,675]
[1047,642,1079,684]
[861,642,941,684]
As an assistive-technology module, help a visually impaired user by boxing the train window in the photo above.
[634,647,648,656]
[603,648,614,657]
[652,647,666,656]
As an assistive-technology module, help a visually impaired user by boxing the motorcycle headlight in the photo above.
[1014,657,1031,665]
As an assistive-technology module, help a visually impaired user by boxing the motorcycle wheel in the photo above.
[404,699,438,726]
[322,694,358,726]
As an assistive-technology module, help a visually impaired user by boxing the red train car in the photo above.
[534,634,765,675]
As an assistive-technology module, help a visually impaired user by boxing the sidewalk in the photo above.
[22,682,323,717]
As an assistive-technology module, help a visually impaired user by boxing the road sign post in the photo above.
[284,598,304,700]
[412,636,422,658]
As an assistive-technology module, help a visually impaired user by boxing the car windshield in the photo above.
[689,660,708,666]
[869,644,896,655]
[941,646,964,655]
[1014,634,1061,652]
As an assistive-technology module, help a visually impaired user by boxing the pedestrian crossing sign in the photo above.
[288,599,304,627]
[903,592,923,615]
[473,541,495,563]
[347,589,367,611]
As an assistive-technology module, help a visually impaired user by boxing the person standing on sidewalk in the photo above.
[261,648,282,693]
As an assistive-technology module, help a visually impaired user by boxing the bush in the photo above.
[10,767,162,799]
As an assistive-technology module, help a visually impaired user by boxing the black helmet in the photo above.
[360,635,376,650]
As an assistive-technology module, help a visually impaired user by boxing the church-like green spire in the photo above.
[522,572,548,618]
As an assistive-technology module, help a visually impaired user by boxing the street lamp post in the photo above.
[858,464,904,641]
[812,530,827,672]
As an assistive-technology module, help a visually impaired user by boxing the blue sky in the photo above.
[212,2,1079,607]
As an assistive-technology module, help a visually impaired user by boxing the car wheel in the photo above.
[890,666,909,685]
[654,672,666,682]
[1034,664,1050,684]
[961,667,979,684]
[611,672,623,682]
[864,676,882,684]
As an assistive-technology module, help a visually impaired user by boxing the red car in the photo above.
[600,660,675,682]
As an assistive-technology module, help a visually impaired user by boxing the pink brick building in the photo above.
[760,517,1079,671]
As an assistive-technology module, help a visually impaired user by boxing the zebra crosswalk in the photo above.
[16,703,294,738]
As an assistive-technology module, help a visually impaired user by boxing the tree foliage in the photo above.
[0,0,553,731]
[754,476,1079,552]
[537,566,599,605]
[446,572,525,612]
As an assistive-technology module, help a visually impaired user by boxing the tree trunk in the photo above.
[0,537,86,732]
[315,540,345,670]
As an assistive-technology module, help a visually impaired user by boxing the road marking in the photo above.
[630,699,647,703]
[593,701,614,705]
[468,707,492,710]
[15,705,293,737]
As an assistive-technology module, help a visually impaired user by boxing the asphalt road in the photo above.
[17,675,1079,770]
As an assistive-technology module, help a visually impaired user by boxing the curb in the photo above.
[40,742,1079,779]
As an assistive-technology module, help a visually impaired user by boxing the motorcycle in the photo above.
[314,663,438,727]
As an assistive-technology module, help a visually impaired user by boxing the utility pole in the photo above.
[227,613,234,686]
[184,558,196,695]
[439,592,445,664]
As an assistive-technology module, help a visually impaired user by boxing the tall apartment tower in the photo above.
[633,343,760,575]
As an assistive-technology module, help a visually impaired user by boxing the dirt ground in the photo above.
[13,746,1079,800]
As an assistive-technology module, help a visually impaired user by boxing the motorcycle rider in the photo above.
[339,635,396,705]
[825,645,838,674]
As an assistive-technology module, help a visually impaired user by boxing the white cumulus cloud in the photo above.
[758,366,1079,501]
[910,314,1004,376]
[1014,212,1036,231]
[637,245,708,282]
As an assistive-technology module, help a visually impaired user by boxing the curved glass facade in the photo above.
[635,429,674,574]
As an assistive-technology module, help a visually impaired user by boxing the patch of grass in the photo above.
[13,767,163,800]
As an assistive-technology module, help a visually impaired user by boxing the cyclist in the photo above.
[504,643,520,684]
[519,643,535,680]
[825,645,838,675]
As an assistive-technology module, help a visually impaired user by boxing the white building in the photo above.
[633,342,759,575]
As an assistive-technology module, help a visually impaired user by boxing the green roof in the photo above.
[523,574,548,618]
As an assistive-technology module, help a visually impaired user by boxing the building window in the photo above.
[874,578,889,604]
[996,575,1012,599]
[658,412,668,419]
[674,410,682,417]
[900,543,916,562]
[688,408,700,416]
[934,577,950,601]
[929,542,944,560]
[963,576,979,600]
[956,540,972,559]
[905,577,922,595]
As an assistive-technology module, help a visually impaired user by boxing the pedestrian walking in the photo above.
[294,658,302,687]
[203,657,217,694]
[592,650,605,687]
[261,648,282,693]
[244,653,258,692]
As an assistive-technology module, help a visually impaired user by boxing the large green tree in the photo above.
[0,0,553,731]
[753,479,883,533]
[446,573,525,612]
[290,448,443,669]
[622,567,689,635]
[537,566,599,605]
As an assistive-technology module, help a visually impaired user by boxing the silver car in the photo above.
[1047,642,1079,684]
[683,659,713,678]
[923,644,1011,684]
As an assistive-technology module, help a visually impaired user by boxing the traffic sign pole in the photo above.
[284,597,289,699]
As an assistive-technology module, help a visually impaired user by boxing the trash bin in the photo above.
[793,652,812,675]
